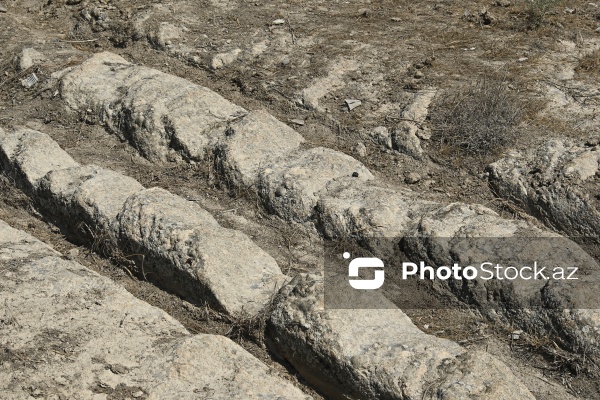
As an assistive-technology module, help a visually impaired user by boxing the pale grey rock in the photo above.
[268,274,535,400]
[298,59,359,111]
[215,109,305,188]
[148,22,183,50]
[211,48,242,69]
[368,126,392,148]
[17,47,46,71]
[0,127,79,193]
[258,147,374,222]
[0,220,310,400]
[401,202,600,354]
[392,122,424,159]
[118,187,287,316]
[391,90,436,157]
[60,52,247,162]
[37,164,144,237]
[405,172,421,184]
[488,139,600,239]
[317,179,436,244]
[353,142,367,157]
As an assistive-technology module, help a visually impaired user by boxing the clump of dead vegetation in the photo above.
[524,0,563,28]
[431,74,522,160]
[576,49,600,75]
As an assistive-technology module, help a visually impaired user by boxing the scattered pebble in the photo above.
[345,99,362,111]
[0,5,7,13]
[275,186,287,197]
[354,142,367,157]
[390,17,401,22]
[414,70,424,79]
[564,7,576,14]
[290,119,305,126]
[510,330,523,340]
[405,172,421,184]
[352,172,360,178]
[495,0,511,6]
[518,57,528,62]
[67,248,80,260]
[272,19,286,25]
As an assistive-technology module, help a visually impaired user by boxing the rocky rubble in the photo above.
[0,219,310,399]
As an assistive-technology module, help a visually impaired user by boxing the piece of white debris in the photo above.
[510,330,523,340]
[518,57,528,62]
[272,19,286,25]
[21,73,38,88]
[345,99,362,111]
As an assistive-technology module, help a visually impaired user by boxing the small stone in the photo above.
[132,391,145,398]
[275,186,287,197]
[390,17,401,22]
[289,119,304,126]
[345,99,362,111]
[67,248,80,260]
[354,142,367,157]
[405,172,421,184]
[0,5,7,13]
[414,70,424,79]
[109,364,129,375]
[358,8,370,17]
[19,47,46,71]
[272,19,286,25]
[352,172,359,178]
[495,0,511,6]
[66,0,83,4]
[369,126,392,149]
[518,57,528,62]
[564,7,576,14]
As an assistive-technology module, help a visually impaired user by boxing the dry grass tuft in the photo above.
[576,49,600,75]
[431,74,522,159]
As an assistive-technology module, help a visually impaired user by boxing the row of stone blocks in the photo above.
[0,127,537,398]
[58,52,600,363]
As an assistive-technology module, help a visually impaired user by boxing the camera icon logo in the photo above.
[344,252,385,290]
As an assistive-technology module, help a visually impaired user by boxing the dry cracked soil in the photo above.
[1,0,600,399]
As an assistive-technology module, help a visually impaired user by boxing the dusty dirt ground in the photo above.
[2,0,600,398]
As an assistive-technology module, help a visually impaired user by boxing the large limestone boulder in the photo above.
[0,127,79,193]
[61,52,247,162]
[488,138,600,239]
[268,274,535,400]
[258,147,374,222]
[0,219,310,400]
[118,187,287,316]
